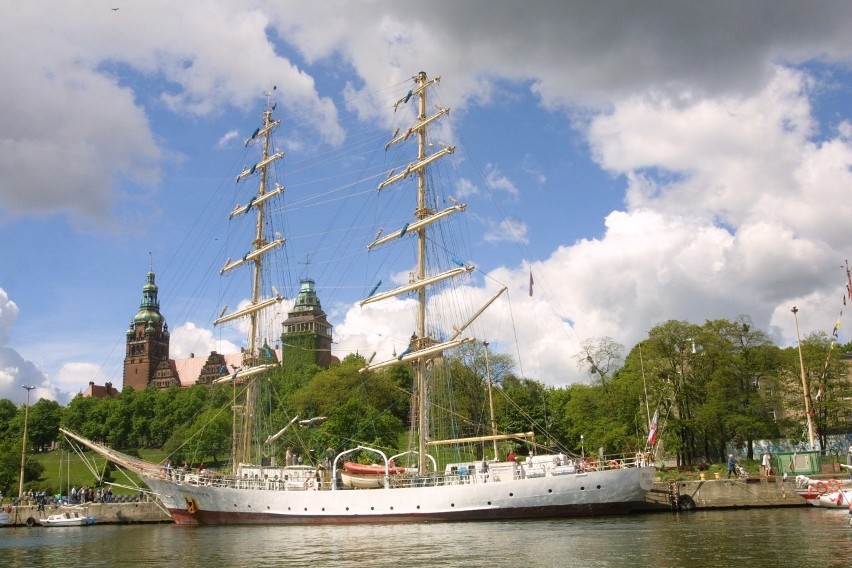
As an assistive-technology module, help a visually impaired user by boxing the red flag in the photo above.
[529,271,534,297]
[647,409,659,446]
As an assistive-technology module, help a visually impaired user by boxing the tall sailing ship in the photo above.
[62,72,656,524]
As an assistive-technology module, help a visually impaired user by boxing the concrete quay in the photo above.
[643,476,813,511]
[3,501,172,527]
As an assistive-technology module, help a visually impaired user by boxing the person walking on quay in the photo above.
[761,452,771,477]
[727,454,737,479]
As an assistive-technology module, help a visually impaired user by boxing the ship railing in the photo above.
[168,453,651,492]
[565,452,649,472]
[173,470,327,491]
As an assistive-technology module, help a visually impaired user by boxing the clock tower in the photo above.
[123,271,173,390]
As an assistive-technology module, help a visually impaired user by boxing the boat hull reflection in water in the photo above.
[4,509,852,568]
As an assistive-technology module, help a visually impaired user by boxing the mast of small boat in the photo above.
[791,306,817,449]
[58,448,64,498]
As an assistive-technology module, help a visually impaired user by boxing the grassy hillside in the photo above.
[27,448,171,496]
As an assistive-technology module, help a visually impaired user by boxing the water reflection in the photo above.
[2,508,852,567]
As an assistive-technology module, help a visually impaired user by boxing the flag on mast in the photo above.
[647,409,659,446]
[529,271,534,297]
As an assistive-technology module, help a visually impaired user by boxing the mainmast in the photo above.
[414,71,430,474]
[361,73,512,474]
[218,90,286,468]
[362,72,465,475]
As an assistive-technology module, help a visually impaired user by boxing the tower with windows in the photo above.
[123,271,177,390]
[281,279,333,370]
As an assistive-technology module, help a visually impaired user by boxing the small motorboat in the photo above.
[39,510,96,526]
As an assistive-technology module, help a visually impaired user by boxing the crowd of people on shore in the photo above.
[68,485,115,504]
[6,486,116,507]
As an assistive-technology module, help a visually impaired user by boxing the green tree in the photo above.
[783,331,852,449]
[0,440,19,496]
[641,320,703,466]
[0,399,17,439]
[27,398,63,452]
[495,375,551,451]
[690,317,781,461]
[636,317,783,465]
[127,387,158,447]
[166,405,231,466]
[62,394,110,443]
[287,354,407,457]
[104,394,132,448]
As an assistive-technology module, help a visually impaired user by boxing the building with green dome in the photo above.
[281,279,335,371]
[121,273,333,391]
[123,271,178,390]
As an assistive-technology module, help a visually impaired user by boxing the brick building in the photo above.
[120,272,334,390]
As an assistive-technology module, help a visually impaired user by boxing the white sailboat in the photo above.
[61,71,655,524]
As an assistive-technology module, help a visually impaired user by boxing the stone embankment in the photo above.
[3,501,171,527]
[643,475,818,511]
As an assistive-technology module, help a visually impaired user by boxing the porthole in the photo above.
[509,493,513,497]
[487,501,492,505]
[580,487,585,491]
[451,503,455,507]
[596,485,601,489]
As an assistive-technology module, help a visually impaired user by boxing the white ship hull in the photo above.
[146,464,655,525]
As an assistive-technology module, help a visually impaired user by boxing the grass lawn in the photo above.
[27,448,172,496]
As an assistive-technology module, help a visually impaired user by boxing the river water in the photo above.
[2,508,851,567]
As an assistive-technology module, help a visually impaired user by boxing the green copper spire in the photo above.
[133,271,165,326]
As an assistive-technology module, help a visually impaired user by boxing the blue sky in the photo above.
[4,1,852,405]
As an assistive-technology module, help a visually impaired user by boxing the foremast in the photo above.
[216,91,286,468]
